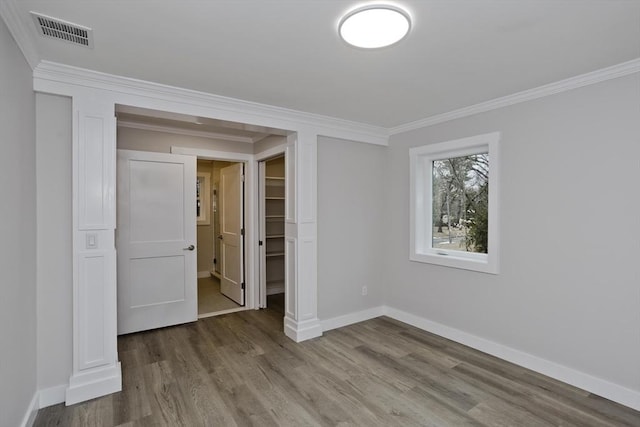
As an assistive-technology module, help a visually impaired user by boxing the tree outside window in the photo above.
[432,153,489,253]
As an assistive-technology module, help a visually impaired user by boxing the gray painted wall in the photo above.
[317,136,387,319]
[36,93,73,393]
[387,74,640,392]
[0,17,37,427]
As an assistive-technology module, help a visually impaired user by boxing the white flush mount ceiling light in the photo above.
[339,4,411,49]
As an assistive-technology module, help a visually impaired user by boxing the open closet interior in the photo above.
[262,156,285,301]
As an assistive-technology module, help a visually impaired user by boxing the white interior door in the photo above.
[116,149,197,335]
[220,163,245,305]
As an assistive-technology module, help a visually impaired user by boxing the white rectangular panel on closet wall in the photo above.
[298,142,316,224]
[297,238,316,320]
[77,112,116,230]
[285,142,296,223]
[67,98,121,406]
[285,237,297,319]
[77,251,116,371]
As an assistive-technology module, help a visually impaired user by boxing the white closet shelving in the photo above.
[264,157,285,295]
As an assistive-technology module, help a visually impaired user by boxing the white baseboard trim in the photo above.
[315,304,640,410]
[197,271,211,279]
[20,391,39,427]
[383,306,640,411]
[65,362,122,406]
[284,317,323,342]
[198,306,248,319]
[320,306,386,332]
[266,286,285,296]
[38,384,67,408]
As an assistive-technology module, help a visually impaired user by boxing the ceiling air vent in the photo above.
[31,12,93,48]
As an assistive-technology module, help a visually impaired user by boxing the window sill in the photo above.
[410,251,498,274]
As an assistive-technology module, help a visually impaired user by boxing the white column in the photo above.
[284,131,322,342]
[65,93,121,405]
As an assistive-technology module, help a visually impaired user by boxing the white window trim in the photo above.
[409,131,500,274]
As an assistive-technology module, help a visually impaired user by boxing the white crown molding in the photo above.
[0,0,40,69]
[33,61,390,146]
[390,58,640,135]
[117,120,256,144]
[31,56,639,143]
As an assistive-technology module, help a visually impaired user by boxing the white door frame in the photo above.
[171,147,256,310]
[32,61,387,406]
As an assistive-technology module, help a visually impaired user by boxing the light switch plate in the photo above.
[86,233,98,249]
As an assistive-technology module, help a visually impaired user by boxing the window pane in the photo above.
[432,153,489,254]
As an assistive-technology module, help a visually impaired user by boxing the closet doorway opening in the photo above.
[197,159,246,318]
[259,155,286,313]
[114,104,291,334]
[115,150,248,334]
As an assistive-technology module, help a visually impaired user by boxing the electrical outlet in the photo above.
[361,286,368,296]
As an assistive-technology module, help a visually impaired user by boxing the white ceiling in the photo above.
[6,0,640,128]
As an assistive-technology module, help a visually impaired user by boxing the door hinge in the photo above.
[241,228,245,236]
[241,174,245,182]
[259,240,263,246]
[241,282,245,290]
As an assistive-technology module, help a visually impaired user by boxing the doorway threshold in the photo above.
[198,307,249,319]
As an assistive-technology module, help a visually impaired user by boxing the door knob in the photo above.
[184,245,195,251]
[217,235,223,240]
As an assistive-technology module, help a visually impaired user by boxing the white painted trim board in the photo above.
[171,147,253,162]
[266,285,285,296]
[197,271,211,279]
[320,306,386,332]
[38,384,67,408]
[65,362,122,406]
[19,392,39,427]
[284,317,323,343]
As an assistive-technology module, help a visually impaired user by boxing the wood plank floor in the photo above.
[35,295,640,426]
[198,276,241,315]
